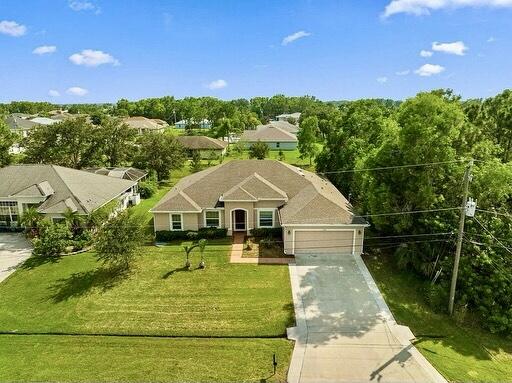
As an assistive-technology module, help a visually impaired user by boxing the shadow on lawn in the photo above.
[50,266,130,302]
[162,266,190,279]
[21,255,61,270]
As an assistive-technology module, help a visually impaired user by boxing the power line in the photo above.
[476,208,512,220]
[317,159,467,175]
[355,207,460,218]
[473,217,512,258]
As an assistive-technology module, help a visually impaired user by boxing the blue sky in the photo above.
[0,0,511,103]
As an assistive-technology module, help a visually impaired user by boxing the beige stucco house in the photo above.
[151,160,368,255]
[175,136,228,159]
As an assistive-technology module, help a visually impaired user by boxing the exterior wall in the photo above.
[244,141,297,150]
[282,225,366,255]
[223,201,255,235]
[153,212,200,231]
[197,148,226,159]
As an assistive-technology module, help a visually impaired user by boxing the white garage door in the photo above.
[294,230,354,255]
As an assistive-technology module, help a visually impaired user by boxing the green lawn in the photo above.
[0,335,292,382]
[364,254,512,383]
[0,240,294,337]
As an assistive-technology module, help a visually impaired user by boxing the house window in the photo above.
[205,210,220,228]
[171,214,182,230]
[258,210,274,228]
[276,142,280,148]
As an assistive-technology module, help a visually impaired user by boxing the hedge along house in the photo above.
[0,165,138,228]
[151,160,368,255]
[240,125,298,150]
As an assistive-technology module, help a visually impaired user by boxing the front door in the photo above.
[233,210,246,231]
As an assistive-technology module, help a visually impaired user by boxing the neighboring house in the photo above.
[275,112,301,123]
[176,136,228,158]
[50,112,76,122]
[0,164,139,228]
[122,116,165,134]
[175,119,212,129]
[150,118,169,127]
[29,117,59,125]
[264,121,299,135]
[240,125,298,150]
[3,114,41,154]
[151,160,368,255]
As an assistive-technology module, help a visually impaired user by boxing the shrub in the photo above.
[32,222,72,257]
[197,227,228,239]
[249,141,270,160]
[138,180,158,199]
[94,211,146,269]
[260,237,276,249]
[250,227,282,239]
[155,230,192,242]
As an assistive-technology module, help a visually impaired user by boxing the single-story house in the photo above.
[275,112,301,123]
[122,116,165,134]
[176,136,228,158]
[175,119,212,129]
[151,160,368,255]
[265,121,299,135]
[151,118,169,127]
[240,125,298,150]
[0,164,139,228]
[4,114,41,154]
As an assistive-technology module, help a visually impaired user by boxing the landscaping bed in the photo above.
[242,237,293,259]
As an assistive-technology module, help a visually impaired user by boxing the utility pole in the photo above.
[448,159,473,315]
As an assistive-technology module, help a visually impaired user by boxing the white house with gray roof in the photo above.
[0,165,139,228]
[151,160,368,255]
[240,125,298,150]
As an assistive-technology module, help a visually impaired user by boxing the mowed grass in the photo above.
[0,240,294,337]
[364,254,512,383]
[0,335,292,382]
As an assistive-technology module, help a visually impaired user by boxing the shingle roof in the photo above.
[268,120,299,133]
[176,136,228,150]
[276,112,301,119]
[122,116,164,131]
[30,117,58,125]
[240,126,298,143]
[0,165,136,215]
[4,115,40,131]
[152,160,359,225]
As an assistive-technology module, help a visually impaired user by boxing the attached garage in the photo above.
[283,226,366,256]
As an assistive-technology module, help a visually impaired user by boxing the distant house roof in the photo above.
[240,126,298,143]
[122,116,164,131]
[4,115,40,131]
[152,160,358,225]
[151,118,169,126]
[30,117,59,125]
[276,112,301,120]
[176,136,228,150]
[0,165,136,215]
[260,121,299,134]
[85,167,148,182]
[175,119,211,125]
[50,112,76,121]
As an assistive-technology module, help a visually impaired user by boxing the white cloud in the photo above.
[487,36,495,43]
[0,20,27,37]
[395,69,410,75]
[432,41,468,55]
[282,31,311,46]
[66,86,88,96]
[48,90,60,97]
[414,63,445,76]
[33,45,57,55]
[207,79,227,90]
[68,1,100,13]
[420,49,433,57]
[377,76,388,84]
[69,49,120,67]
[382,0,512,18]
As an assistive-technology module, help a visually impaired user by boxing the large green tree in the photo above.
[0,120,15,167]
[23,117,102,168]
[297,116,319,166]
[98,117,137,167]
[133,133,185,180]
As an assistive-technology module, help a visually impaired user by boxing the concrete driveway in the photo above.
[0,233,32,283]
[287,253,446,383]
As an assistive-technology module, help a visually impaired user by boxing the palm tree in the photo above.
[62,208,85,237]
[19,207,42,237]
[183,245,194,269]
